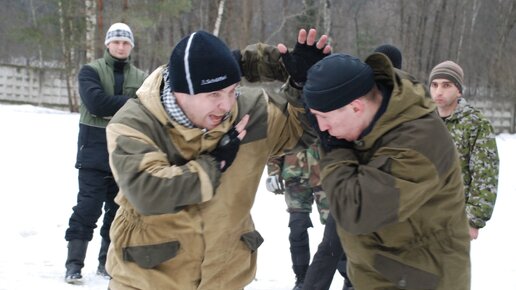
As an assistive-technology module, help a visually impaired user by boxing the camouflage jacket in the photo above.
[443,98,499,228]
[267,143,321,187]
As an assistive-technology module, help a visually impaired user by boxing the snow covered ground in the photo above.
[0,104,514,290]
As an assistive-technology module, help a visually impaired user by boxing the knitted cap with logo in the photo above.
[105,23,134,47]
[168,31,241,95]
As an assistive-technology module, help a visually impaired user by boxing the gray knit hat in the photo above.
[429,60,464,93]
[105,23,135,47]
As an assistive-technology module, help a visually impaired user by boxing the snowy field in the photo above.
[0,104,514,290]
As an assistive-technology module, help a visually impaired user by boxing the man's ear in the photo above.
[350,99,364,113]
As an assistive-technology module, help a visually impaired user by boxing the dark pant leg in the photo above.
[65,168,112,241]
[289,212,313,267]
[302,214,344,290]
[99,175,119,242]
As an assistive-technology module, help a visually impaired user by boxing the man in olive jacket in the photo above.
[304,53,471,289]
[105,29,330,289]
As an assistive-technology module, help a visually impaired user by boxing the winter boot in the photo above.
[343,278,354,290]
[65,240,88,284]
[97,238,110,278]
[292,264,308,290]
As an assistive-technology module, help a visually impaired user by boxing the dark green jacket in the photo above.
[75,50,146,172]
[320,53,470,290]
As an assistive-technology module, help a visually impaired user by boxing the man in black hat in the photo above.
[300,52,471,289]
[104,29,330,289]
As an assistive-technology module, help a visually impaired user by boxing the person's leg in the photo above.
[288,211,313,289]
[64,168,109,283]
[302,214,344,290]
[97,175,119,277]
[284,177,315,290]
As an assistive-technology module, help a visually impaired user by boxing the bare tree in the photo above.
[58,0,79,112]
[85,0,96,63]
[213,0,226,36]
[490,0,516,95]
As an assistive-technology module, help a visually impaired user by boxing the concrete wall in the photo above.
[0,63,69,109]
[0,64,514,133]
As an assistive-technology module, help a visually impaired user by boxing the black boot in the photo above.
[65,240,88,284]
[343,278,354,290]
[97,238,111,278]
[292,264,308,290]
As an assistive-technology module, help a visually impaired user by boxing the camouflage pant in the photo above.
[284,177,329,225]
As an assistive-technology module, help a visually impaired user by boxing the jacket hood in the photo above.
[360,53,436,149]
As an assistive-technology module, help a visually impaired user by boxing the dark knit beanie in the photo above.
[374,44,402,69]
[303,54,375,112]
[429,60,464,93]
[169,31,241,95]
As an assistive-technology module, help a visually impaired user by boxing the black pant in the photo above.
[65,168,119,242]
[289,212,313,267]
[302,214,351,290]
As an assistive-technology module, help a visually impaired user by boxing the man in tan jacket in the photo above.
[105,29,330,289]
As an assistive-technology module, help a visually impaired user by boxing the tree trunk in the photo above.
[85,0,96,63]
[96,0,104,58]
[427,0,446,73]
[321,0,332,37]
[58,0,78,112]
[490,0,516,95]
[213,0,226,36]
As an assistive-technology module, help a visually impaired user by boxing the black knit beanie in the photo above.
[374,44,402,69]
[303,54,375,112]
[169,31,241,95]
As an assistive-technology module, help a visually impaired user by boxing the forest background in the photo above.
[0,0,515,112]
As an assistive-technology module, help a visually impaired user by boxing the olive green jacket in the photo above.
[105,45,310,289]
[320,53,471,290]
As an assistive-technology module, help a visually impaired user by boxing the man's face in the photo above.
[107,40,133,59]
[174,83,239,130]
[430,78,461,111]
[310,102,366,141]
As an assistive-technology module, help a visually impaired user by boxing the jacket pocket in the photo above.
[373,254,439,289]
[240,230,264,253]
[123,240,180,269]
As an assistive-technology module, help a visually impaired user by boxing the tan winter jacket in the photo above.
[320,53,471,290]
[105,52,310,289]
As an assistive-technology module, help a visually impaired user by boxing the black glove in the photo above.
[265,175,285,194]
[280,42,328,85]
[210,127,241,172]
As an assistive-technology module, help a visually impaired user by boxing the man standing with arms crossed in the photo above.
[64,23,146,284]
[429,60,499,240]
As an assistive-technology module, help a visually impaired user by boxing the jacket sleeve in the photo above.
[239,43,288,83]
[267,156,284,176]
[78,65,130,117]
[320,146,441,235]
[106,120,221,216]
[465,119,499,228]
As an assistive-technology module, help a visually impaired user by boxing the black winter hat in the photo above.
[303,54,375,112]
[169,31,241,95]
[374,44,402,69]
